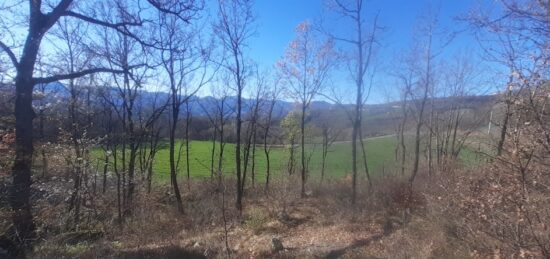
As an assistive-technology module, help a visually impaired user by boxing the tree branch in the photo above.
[44,0,73,30]
[62,10,143,29]
[0,40,19,67]
[146,0,198,23]
[33,67,127,84]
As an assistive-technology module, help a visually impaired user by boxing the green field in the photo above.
[93,135,486,183]
[93,136,399,183]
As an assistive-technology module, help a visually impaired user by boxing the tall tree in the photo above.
[261,77,281,190]
[52,15,94,227]
[215,0,255,210]
[327,0,381,203]
[407,11,448,186]
[278,21,334,197]
[157,7,211,213]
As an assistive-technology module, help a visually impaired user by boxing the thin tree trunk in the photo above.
[410,30,433,187]
[427,98,434,176]
[263,107,273,190]
[235,82,243,211]
[251,127,257,187]
[185,101,191,187]
[399,122,407,176]
[217,115,225,188]
[288,136,296,176]
[112,146,123,224]
[358,126,371,188]
[103,154,109,193]
[264,143,271,190]
[211,128,217,180]
[169,100,184,213]
[321,132,328,185]
[300,105,306,198]
[497,91,512,156]
[351,111,359,203]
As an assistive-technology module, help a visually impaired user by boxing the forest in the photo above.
[0,0,549,258]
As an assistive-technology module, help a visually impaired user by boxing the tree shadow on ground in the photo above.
[117,245,206,259]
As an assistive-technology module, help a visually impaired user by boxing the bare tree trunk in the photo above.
[112,146,123,224]
[236,84,243,210]
[321,129,328,185]
[411,94,429,186]
[351,100,360,204]
[103,154,109,193]
[147,162,153,193]
[497,86,513,156]
[251,128,257,187]
[210,127,217,180]
[288,136,296,176]
[300,105,307,198]
[263,103,274,190]
[427,98,434,176]
[146,128,161,194]
[11,76,36,251]
[410,28,433,187]
[185,100,191,187]
[358,125,371,189]
[217,99,226,188]
[399,102,409,176]
[67,74,84,229]
[264,141,271,190]
[169,101,184,213]
[216,0,255,212]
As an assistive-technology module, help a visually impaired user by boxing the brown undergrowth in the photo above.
[0,168,438,258]
[4,157,544,258]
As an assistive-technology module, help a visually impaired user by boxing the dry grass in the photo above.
[15,168,470,258]
[6,151,544,258]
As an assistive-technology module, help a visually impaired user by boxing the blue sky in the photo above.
[1,0,499,103]
[250,0,474,67]
[244,0,494,103]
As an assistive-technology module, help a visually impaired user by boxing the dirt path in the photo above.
[266,134,396,148]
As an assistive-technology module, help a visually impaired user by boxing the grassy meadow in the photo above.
[93,135,400,183]
[93,134,486,183]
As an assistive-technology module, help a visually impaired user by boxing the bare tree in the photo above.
[406,11,449,186]
[261,77,281,190]
[33,57,53,179]
[214,88,234,186]
[242,69,266,188]
[0,1,199,252]
[393,62,414,176]
[278,21,334,197]
[310,109,343,184]
[157,8,211,213]
[133,82,169,194]
[200,82,233,187]
[51,15,95,227]
[326,0,381,203]
[92,5,156,215]
[464,0,546,157]
[215,0,256,210]
[184,98,192,188]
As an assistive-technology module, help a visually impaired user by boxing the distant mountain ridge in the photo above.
[37,82,335,119]
[25,82,497,121]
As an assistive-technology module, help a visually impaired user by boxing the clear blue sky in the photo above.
[251,0,474,67]
[245,0,493,103]
[2,0,498,102]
